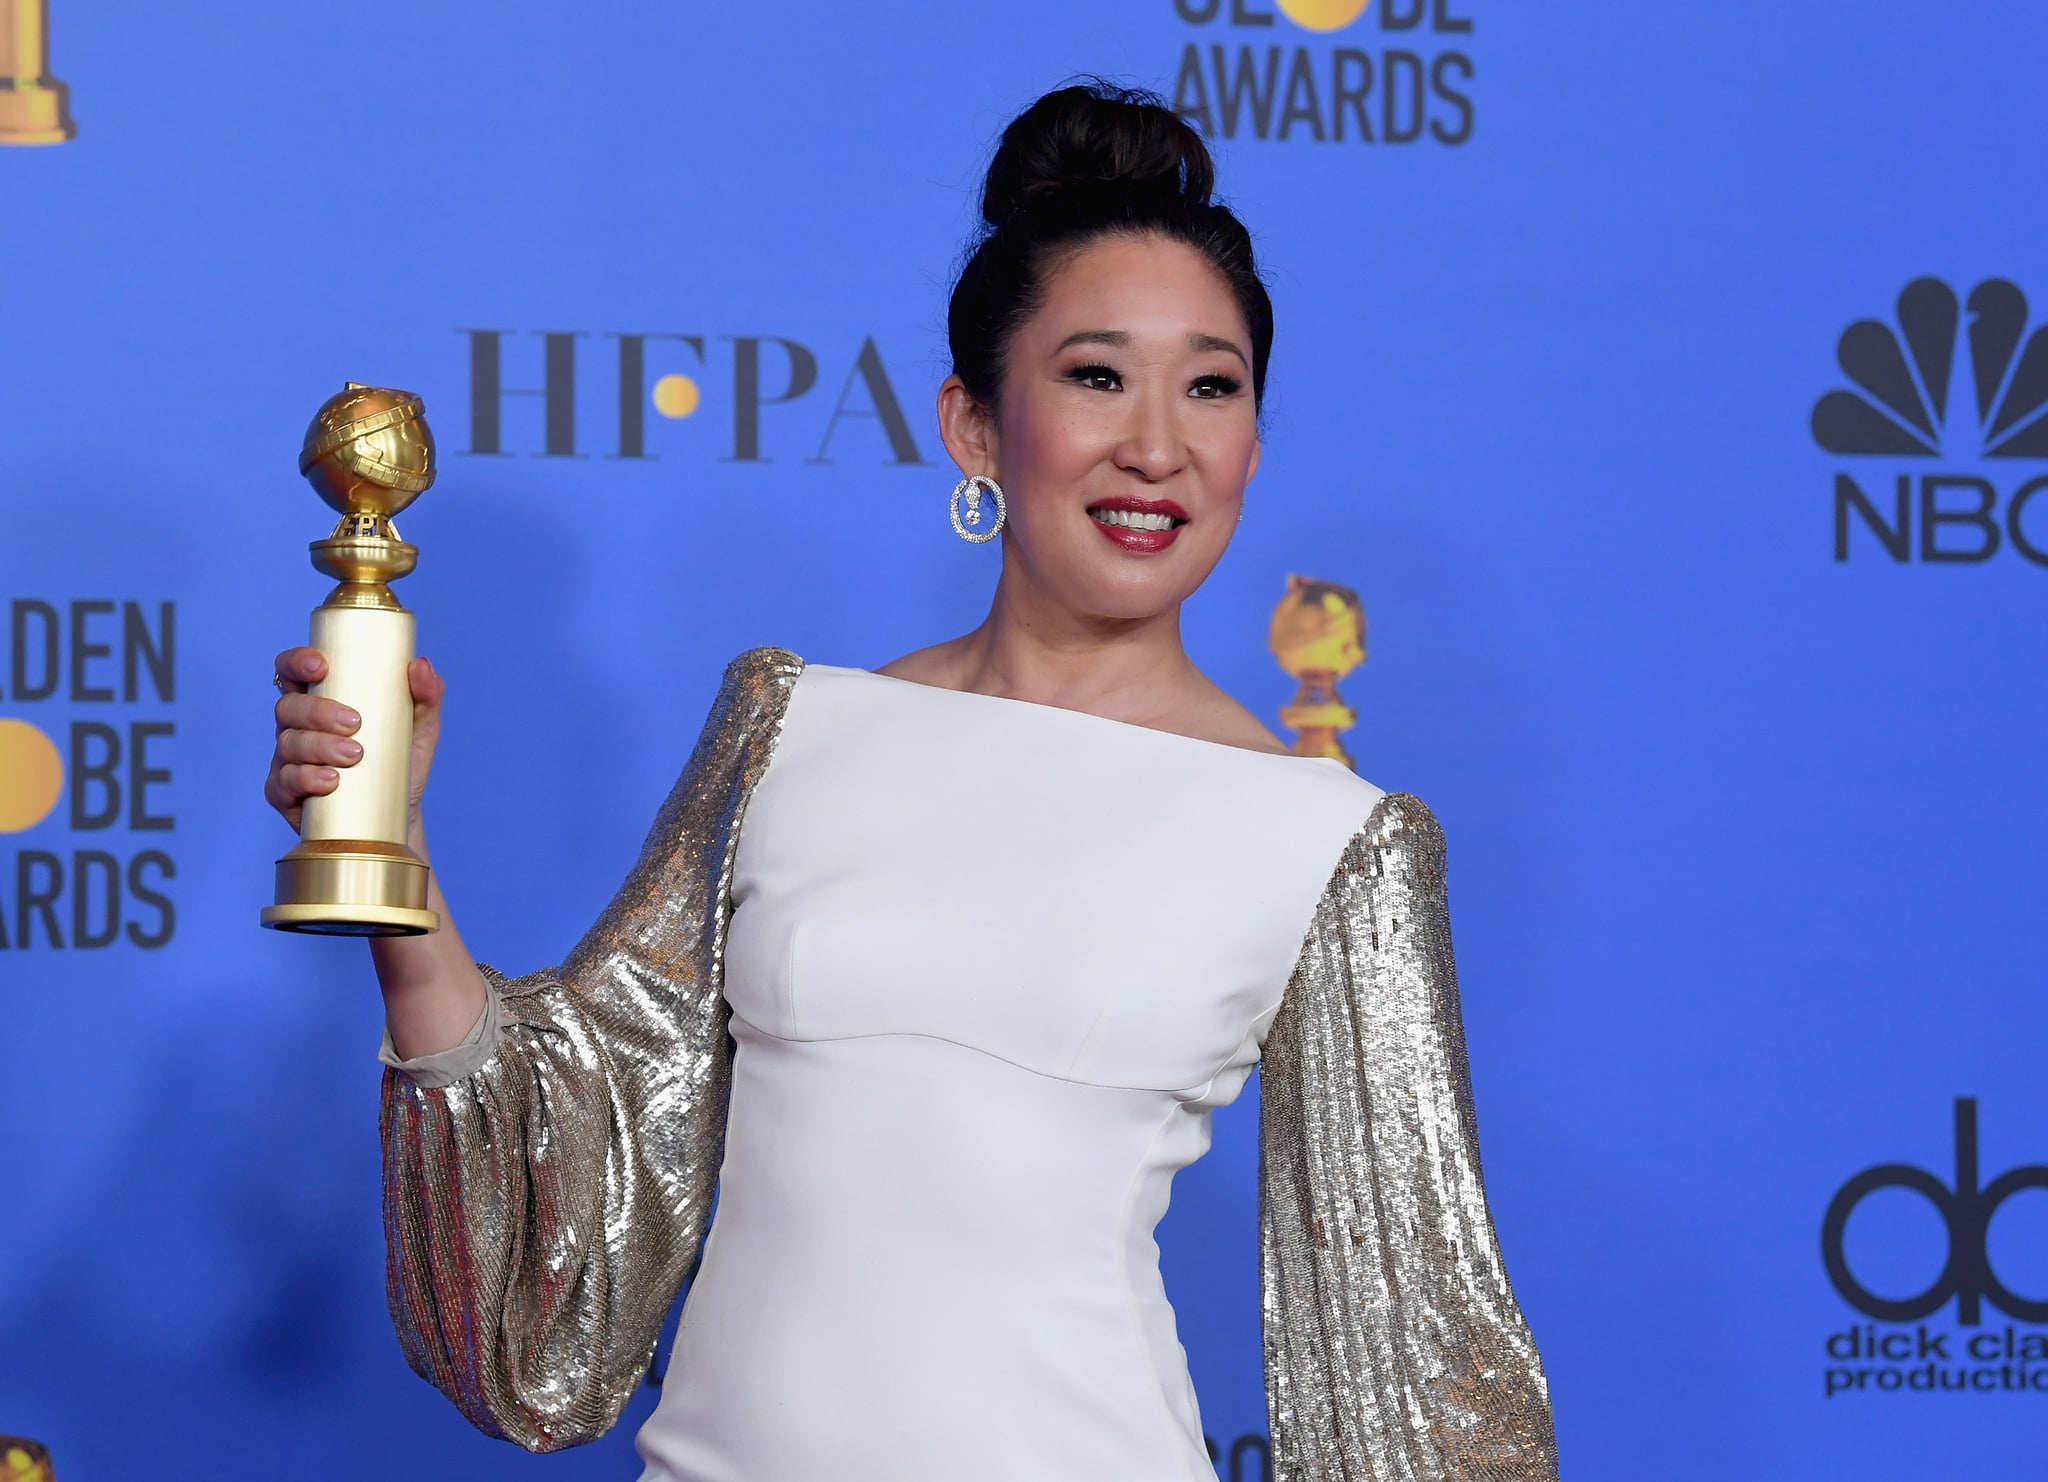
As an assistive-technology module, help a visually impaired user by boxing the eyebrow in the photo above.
[1053,328,1251,369]
[1055,329,1130,354]
[1189,332,1250,368]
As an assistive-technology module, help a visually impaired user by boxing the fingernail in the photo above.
[339,709,361,729]
[321,768,338,780]
[339,740,363,759]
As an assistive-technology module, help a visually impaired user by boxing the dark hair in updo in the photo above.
[948,81,1274,411]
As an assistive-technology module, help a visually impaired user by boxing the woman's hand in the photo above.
[268,647,482,1055]
[265,647,446,835]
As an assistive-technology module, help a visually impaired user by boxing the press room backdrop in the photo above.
[2,3,2043,1478]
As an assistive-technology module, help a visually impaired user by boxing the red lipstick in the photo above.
[1085,496,1188,554]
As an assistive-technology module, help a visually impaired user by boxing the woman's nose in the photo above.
[1112,388,1188,482]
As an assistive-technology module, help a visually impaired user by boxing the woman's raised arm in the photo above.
[375,647,801,1450]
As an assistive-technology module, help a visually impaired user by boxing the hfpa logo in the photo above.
[458,329,929,468]
[1813,278,2048,564]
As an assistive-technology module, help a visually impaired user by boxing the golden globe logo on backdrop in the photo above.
[1169,0,1476,145]
[459,329,930,467]
[0,600,176,950]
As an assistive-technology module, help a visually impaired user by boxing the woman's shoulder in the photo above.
[715,646,806,696]
[1323,787,1451,881]
[692,647,805,738]
[721,645,804,684]
[869,638,956,684]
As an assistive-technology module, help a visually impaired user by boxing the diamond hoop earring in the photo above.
[949,474,1005,544]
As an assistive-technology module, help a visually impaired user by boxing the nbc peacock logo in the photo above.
[1814,278,2048,564]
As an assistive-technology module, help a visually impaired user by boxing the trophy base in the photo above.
[262,839,439,937]
[0,83,76,145]
[261,902,440,937]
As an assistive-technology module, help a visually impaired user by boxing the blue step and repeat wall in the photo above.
[2,3,2043,1478]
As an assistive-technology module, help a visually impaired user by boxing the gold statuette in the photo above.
[261,384,440,936]
[1269,573,1367,769]
[0,1437,54,1482]
[0,0,76,145]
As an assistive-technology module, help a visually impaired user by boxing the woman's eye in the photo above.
[1189,374,1244,400]
[1068,364,1121,392]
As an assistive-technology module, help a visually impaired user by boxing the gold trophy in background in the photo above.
[1269,574,1367,769]
[261,385,440,936]
[0,0,75,144]
[0,1437,53,1482]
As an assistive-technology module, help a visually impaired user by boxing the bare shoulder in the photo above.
[873,645,1295,758]
[1174,676,1295,757]
[874,637,971,685]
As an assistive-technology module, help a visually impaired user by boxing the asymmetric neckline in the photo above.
[817,663,1352,773]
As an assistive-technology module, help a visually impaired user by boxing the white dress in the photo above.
[377,649,1559,1482]
[634,664,1376,1478]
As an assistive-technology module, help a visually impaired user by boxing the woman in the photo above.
[266,83,1559,1482]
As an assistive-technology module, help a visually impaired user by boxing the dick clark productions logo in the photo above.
[1814,276,2048,563]
[1820,1099,2048,1397]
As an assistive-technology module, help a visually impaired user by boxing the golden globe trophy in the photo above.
[0,0,76,145]
[260,385,440,936]
[1269,574,1367,770]
[0,1436,54,1482]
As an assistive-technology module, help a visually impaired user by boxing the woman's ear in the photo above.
[936,374,998,479]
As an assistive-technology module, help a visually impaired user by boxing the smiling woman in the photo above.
[911,231,1263,641]
[885,86,1278,739]
[265,79,1559,1482]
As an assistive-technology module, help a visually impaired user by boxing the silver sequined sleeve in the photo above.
[377,647,802,1452]
[1260,792,1560,1481]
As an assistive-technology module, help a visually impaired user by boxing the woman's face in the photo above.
[942,232,1262,624]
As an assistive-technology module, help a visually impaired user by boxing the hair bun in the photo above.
[949,80,1272,410]
[980,82,1216,227]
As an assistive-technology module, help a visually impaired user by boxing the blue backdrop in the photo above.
[2,3,2043,1477]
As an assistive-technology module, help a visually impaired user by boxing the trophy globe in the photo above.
[301,383,435,566]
